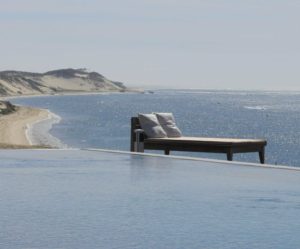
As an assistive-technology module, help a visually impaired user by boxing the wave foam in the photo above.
[244,105,268,110]
[26,110,67,148]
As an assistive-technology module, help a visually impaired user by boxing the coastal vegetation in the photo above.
[0,100,17,115]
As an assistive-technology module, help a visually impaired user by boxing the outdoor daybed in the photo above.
[130,114,267,164]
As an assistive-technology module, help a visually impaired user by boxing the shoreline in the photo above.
[0,91,141,149]
[26,109,65,148]
[0,89,143,101]
[0,105,55,149]
[25,109,62,146]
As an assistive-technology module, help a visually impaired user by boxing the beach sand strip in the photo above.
[0,106,50,148]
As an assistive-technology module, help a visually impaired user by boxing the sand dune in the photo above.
[0,68,126,96]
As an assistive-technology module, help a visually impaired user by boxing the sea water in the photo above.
[11,90,300,166]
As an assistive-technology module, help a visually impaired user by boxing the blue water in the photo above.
[1,149,300,249]
[11,90,300,166]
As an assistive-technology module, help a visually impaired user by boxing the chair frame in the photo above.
[130,117,267,164]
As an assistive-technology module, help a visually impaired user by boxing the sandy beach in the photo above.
[0,106,50,148]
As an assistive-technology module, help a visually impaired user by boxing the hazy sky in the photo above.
[1,0,299,90]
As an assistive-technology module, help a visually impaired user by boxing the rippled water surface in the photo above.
[1,150,300,249]
[12,90,300,166]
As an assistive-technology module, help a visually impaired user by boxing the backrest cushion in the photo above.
[155,113,182,137]
[138,113,168,138]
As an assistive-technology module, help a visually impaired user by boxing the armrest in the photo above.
[134,129,145,152]
[134,129,145,142]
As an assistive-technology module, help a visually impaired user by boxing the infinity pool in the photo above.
[0,149,300,249]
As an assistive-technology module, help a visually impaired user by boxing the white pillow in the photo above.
[155,113,182,137]
[138,113,167,138]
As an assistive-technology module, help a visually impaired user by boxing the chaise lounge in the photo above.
[130,114,267,164]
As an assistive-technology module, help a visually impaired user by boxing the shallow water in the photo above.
[11,90,300,166]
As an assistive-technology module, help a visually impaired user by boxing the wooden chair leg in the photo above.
[164,149,170,155]
[259,148,265,164]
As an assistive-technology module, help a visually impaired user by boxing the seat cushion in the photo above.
[138,113,167,138]
[145,136,267,146]
[155,113,182,137]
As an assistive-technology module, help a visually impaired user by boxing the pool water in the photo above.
[0,149,299,249]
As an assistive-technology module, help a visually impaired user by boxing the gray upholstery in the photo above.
[138,113,167,138]
[155,113,182,137]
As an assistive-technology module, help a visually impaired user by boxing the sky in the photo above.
[1,0,300,90]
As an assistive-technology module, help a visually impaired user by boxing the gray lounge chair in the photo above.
[130,117,267,164]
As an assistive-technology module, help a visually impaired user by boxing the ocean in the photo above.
[11,90,300,167]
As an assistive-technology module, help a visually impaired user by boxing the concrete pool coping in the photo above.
[85,148,300,171]
[1,147,299,171]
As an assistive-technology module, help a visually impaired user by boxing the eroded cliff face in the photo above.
[0,68,127,96]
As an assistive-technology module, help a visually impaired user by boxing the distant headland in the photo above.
[0,68,137,148]
[0,68,128,97]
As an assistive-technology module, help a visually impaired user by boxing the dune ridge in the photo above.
[0,68,127,96]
